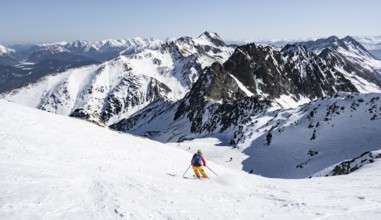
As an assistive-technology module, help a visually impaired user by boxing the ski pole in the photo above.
[206,166,218,176]
[182,165,192,177]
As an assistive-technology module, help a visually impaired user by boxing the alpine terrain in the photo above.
[2,33,381,178]
[1,32,381,218]
[110,35,381,178]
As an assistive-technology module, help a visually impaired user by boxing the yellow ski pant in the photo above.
[192,166,209,178]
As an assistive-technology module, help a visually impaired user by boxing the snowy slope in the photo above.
[235,92,381,178]
[1,100,381,219]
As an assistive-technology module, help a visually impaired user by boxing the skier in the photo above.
[191,149,209,179]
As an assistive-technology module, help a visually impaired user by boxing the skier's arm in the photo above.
[201,157,206,166]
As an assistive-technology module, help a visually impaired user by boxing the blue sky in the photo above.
[0,0,380,44]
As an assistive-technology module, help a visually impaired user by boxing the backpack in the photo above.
[192,153,202,166]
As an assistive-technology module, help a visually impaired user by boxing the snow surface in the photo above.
[1,100,381,219]
[237,93,381,178]
[273,94,311,109]
[337,42,381,70]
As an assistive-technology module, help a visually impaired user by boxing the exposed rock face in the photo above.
[217,42,379,101]
[311,151,381,177]
[101,76,172,123]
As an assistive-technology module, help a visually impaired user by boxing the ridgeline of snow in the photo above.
[297,36,381,87]
[339,37,381,77]
[38,37,163,55]
[1,100,381,219]
[230,35,381,51]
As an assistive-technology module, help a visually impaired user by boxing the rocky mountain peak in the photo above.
[281,44,309,56]
[298,35,370,55]
[292,36,342,53]
[204,62,248,101]
[196,31,226,47]
[341,35,369,53]
[203,39,381,105]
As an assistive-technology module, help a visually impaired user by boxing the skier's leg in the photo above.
[192,166,201,178]
[199,167,209,178]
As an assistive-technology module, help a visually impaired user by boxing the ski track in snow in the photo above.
[1,100,381,219]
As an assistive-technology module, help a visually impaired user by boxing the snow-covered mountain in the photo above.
[236,35,381,50]
[1,99,381,219]
[112,36,381,138]
[1,32,234,125]
[199,36,381,106]
[0,37,164,93]
[297,36,381,82]
[109,37,381,179]
[27,37,163,62]
[233,36,381,60]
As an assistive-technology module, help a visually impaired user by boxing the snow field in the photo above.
[1,100,381,219]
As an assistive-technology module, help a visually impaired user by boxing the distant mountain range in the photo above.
[0,38,162,93]
[1,34,381,93]
[1,32,381,178]
[229,36,381,60]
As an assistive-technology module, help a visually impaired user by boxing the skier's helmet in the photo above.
[197,149,202,153]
